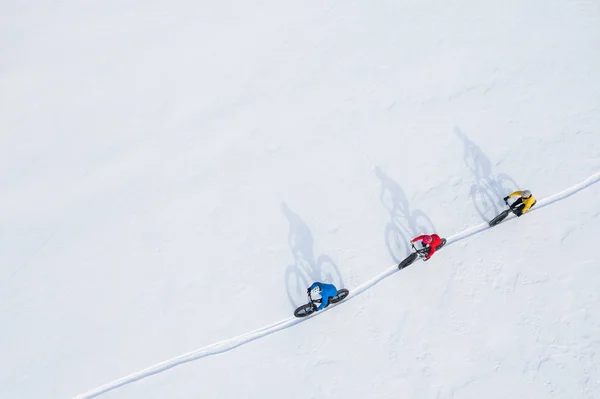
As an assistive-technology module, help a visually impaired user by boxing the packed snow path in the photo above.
[73,172,600,399]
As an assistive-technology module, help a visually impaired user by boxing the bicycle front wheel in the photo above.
[398,252,418,269]
[294,303,316,318]
[489,209,510,227]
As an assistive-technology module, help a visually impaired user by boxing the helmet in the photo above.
[521,190,532,198]
[422,235,433,245]
[310,285,322,296]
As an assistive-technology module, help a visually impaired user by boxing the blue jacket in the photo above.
[309,282,338,311]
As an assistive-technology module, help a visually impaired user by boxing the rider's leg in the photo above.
[424,244,432,256]
[513,203,525,216]
[510,197,523,211]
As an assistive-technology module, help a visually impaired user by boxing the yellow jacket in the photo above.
[508,191,536,214]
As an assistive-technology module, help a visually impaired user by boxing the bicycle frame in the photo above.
[307,292,322,306]
[411,242,430,258]
[504,198,521,215]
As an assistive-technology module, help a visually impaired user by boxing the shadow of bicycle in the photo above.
[454,127,520,222]
[375,167,436,264]
[281,202,344,307]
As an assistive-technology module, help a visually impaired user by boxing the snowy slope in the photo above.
[1,1,599,399]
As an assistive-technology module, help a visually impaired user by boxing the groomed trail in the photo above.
[73,172,600,399]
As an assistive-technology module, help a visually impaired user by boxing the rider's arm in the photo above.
[316,295,330,311]
[508,191,523,199]
[411,235,425,243]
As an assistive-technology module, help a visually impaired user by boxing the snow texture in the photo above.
[1,1,600,399]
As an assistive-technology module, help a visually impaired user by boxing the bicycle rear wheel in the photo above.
[330,289,349,304]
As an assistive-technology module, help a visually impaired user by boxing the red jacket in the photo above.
[411,234,442,259]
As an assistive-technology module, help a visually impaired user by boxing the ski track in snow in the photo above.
[73,172,600,399]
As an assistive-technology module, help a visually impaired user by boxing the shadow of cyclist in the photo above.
[375,167,436,264]
[454,126,520,222]
[281,202,344,307]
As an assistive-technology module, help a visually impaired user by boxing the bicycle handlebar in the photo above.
[411,241,430,257]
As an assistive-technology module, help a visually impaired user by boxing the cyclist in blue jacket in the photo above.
[308,282,338,311]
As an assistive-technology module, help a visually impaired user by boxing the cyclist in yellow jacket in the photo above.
[503,190,536,217]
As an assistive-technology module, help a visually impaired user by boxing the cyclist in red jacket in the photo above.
[411,234,443,261]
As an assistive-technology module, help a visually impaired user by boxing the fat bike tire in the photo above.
[294,303,316,318]
[398,252,419,269]
[489,209,510,227]
[330,289,349,304]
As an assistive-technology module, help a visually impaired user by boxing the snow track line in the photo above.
[446,171,600,245]
[73,172,600,399]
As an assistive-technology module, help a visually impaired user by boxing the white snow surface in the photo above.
[1,1,600,398]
